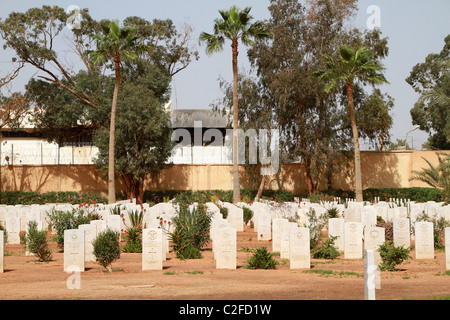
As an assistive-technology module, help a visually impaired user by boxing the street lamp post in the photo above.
[405,125,420,150]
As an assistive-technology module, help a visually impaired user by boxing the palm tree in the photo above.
[88,20,140,204]
[315,46,388,202]
[410,152,450,202]
[199,6,271,204]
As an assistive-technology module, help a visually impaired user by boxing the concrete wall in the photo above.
[0,150,448,196]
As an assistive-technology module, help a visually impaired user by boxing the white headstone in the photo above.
[0,230,3,273]
[106,215,122,241]
[289,226,310,269]
[64,229,85,272]
[90,219,107,236]
[364,249,376,300]
[361,208,377,227]
[257,211,271,241]
[215,227,236,269]
[272,219,288,252]
[328,218,344,250]
[364,226,385,266]
[279,220,292,259]
[344,222,363,259]
[142,228,163,270]
[78,224,97,262]
[5,214,21,244]
[415,221,434,259]
[445,227,450,270]
[344,207,361,223]
[393,218,411,248]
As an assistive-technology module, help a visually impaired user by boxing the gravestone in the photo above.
[78,224,97,262]
[289,226,310,269]
[106,215,122,241]
[328,218,344,250]
[223,203,244,232]
[344,222,363,259]
[64,229,85,272]
[364,226,385,266]
[344,207,360,223]
[90,219,107,236]
[142,228,163,270]
[272,219,288,252]
[0,230,3,273]
[415,221,434,259]
[211,219,232,254]
[364,249,376,300]
[361,208,377,227]
[279,220,291,259]
[5,214,21,244]
[393,218,410,248]
[215,227,236,269]
[257,211,272,241]
[446,227,450,270]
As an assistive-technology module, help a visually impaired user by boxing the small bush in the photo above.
[46,208,91,250]
[220,207,229,219]
[92,230,121,272]
[169,205,212,260]
[243,207,253,225]
[122,226,142,253]
[312,236,340,259]
[25,221,52,262]
[245,247,279,270]
[378,241,412,271]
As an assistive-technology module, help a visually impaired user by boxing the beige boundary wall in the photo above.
[0,150,448,196]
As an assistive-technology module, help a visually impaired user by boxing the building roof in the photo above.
[169,109,230,129]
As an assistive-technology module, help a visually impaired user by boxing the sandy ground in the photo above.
[1,226,449,302]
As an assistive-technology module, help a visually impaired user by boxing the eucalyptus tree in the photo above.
[315,45,388,201]
[199,6,271,204]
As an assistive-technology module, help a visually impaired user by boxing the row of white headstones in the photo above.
[1,199,450,299]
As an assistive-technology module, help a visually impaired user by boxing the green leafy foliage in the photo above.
[312,236,340,260]
[25,221,52,262]
[169,205,212,260]
[46,208,93,249]
[243,207,254,224]
[378,241,412,271]
[245,247,279,270]
[122,226,142,253]
[92,230,121,272]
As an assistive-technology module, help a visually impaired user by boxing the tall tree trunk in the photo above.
[255,173,266,201]
[232,39,240,204]
[108,54,121,204]
[347,83,363,202]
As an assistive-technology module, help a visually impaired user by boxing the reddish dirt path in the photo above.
[1,226,449,301]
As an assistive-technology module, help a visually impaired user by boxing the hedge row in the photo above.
[0,191,107,205]
[0,187,443,206]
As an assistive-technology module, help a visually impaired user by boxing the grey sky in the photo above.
[1,0,449,150]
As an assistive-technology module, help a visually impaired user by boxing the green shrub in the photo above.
[25,221,52,262]
[312,236,340,259]
[170,205,212,260]
[378,241,412,271]
[220,207,229,219]
[0,225,7,243]
[46,208,92,250]
[0,191,107,205]
[92,230,121,272]
[245,247,279,270]
[122,226,142,253]
[243,207,253,225]
[306,209,325,249]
